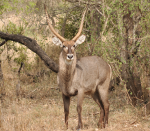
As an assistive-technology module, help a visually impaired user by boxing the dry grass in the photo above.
[0,71,150,131]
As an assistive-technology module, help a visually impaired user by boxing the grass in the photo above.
[1,74,150,131]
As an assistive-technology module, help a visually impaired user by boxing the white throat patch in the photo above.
[65,59,73,65]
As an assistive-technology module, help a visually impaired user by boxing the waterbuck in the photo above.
[44,5,112,130]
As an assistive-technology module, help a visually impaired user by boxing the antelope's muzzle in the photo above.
[67,54,74,60]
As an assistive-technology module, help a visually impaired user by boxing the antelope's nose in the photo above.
[67,54,73,60]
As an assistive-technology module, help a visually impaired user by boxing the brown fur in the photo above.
[45,6,111,129]
[57,41,112,129]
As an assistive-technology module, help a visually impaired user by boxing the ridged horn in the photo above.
[72,8,87,41]
[44,5,66,42]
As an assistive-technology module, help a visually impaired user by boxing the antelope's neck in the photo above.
[59,53,76,86]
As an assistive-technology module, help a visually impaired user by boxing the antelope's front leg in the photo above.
[62,94,70,129]
[77,90,84,130]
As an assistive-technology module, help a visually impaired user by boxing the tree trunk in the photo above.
[121,9,143,106]
[146,75,150,114]
[0,60,4,128]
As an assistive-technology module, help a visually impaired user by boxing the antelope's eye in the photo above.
[73,45,76,47]
[63,45,66,48]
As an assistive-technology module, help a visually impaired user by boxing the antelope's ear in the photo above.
[75,35,86,46]
[52,36,63,47]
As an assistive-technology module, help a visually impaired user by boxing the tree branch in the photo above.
[0,31,59,73]
[18,62,24,76]
[0,40,8,46]
[65,0,101,6]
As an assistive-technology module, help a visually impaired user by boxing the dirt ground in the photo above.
[0,75,150,131]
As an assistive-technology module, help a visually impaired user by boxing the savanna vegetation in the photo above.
[0,0,150,130]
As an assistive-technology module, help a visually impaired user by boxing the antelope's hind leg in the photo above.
[92,90,105,128]
[97,84,110,128]
[62,94,70,129]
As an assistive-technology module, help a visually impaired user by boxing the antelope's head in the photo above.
[44,5,86,62]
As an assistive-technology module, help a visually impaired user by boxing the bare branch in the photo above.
[0,40,7,46]
[96,8,104,17]
[101,14,110,36]
[65,0,101,6]
[18,62,24,75]
[0,31,59,73]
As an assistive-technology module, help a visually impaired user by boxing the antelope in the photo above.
[44,5,112,130]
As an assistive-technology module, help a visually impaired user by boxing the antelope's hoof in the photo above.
[76,125,82,130]
[98,123,105,129]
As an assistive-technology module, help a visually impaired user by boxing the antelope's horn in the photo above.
[44,5,66,42]
[72,8,87,41]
